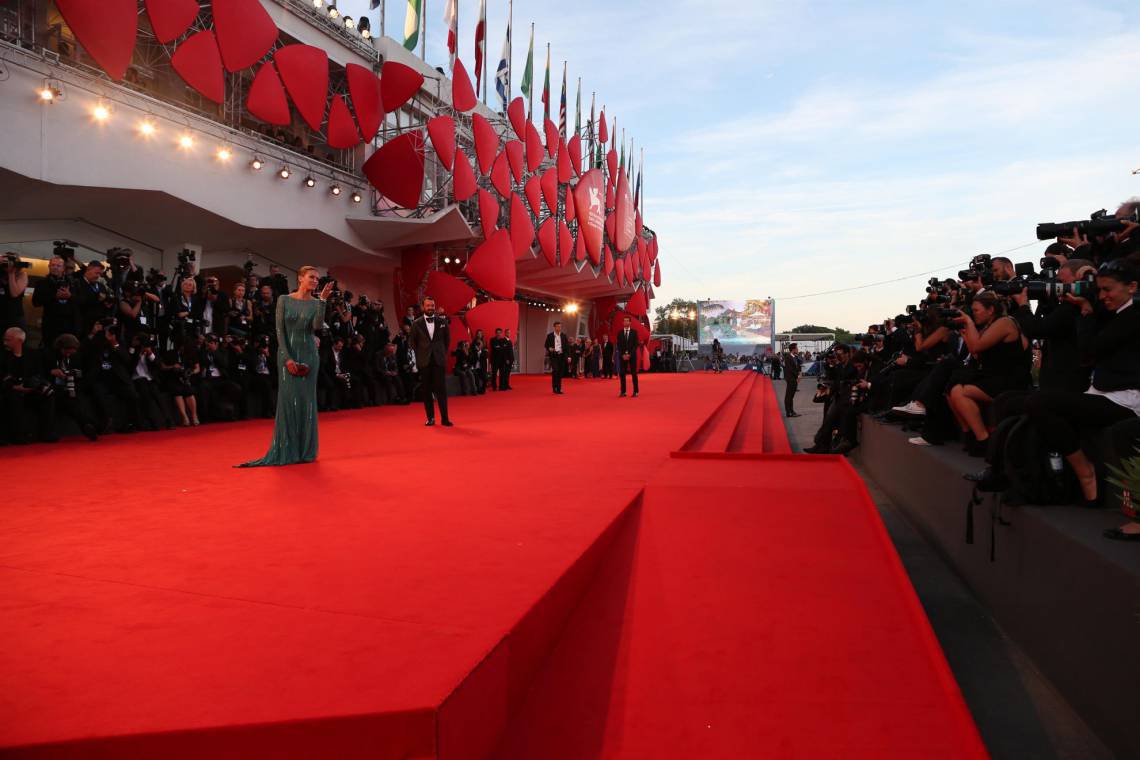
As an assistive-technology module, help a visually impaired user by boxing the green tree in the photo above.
[790,324,853,344]
[653,298,699,341]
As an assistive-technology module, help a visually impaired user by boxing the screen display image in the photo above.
[698,299,775,348]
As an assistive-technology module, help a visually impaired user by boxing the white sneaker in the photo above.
[908,436,931,446]
[892,401,926,416]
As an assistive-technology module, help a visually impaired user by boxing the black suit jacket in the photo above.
[599,340,614,362]
[616,329,639,358]
[783,353,801,379]
[410,315,450,371]
[545,331,571,356]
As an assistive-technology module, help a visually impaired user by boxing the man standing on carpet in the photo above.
[600,332,615,379]
[783,343,801,417]
[410,296,452,427]
[617,316,640,398]
[490,327,509,391]
[545,321,568,394]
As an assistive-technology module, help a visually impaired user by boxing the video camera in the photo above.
[53,240,78,260]
[0,252,32,274]
[175,248,196,278]
[106,247,132,269]
[1036,207,1140,241]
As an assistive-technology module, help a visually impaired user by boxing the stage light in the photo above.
[565,303,579,314]
[250,155,264,170]
[278,165,291,179]
[304,175,316,188]
[343,16,355,29]
[327,1,339,18]
[38,79,62,103]
[330,183,341,196]
[216,145,233,162]
[444,256,451,264]
[138,119,157,137]
[178,133,194,150]
[92,100,111,122]
[351,190,362,203]
[312,0,323,7]
[688,310,696,319]
[358,18,372,38]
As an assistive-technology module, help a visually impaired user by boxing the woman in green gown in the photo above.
[238,267,335,467]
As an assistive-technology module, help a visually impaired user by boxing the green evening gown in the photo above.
[237,296,326,467]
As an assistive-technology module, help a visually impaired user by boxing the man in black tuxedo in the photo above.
[545,321,569,394]
[599,334,614,379]
[410,296,452,426]
[490,327,510,391]
[783,343,801,417]
[616,316,640,397]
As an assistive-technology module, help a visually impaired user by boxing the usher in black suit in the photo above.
[410,314,451,424]
[616,327,640,396]
[545,330,569,393]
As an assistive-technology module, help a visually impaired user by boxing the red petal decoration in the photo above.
[56,0,137,81]
[537,218,557,267]
[171,30,225,104]
[361,130,426,209]
[145,0,198,44]
[505,140,526,185]
[626,288,648,317]
[466,301,519,344]
[599,110,609,143]
[447,317,471,355]
[559,221,575,266]
[491,151,512,198]
[543,119,559,158]
[556,139,573,183]
[635,210,644,239]
[604,245,615,276]
[509,193,535,260]
[246,62,291,125]
[615,173,636,252]
[565,189,576,222]
[508,97,527,141]
[381,61,424,112]
[615,257,626,286]
[472,113,499,175]
[567,135,582,177]
[575,229,587,263]
[606,149,618,183]
[451,58,477,112]
[524,176,542,216]
[649,236,658,264]
[427,115,456,170]
[426,270,475,315]
[653,260,661,287]
[637,238,649,279]
[212,0,278,72]
[606,182,615,211]
[478,189,499,239]
[453,149,476,202]
[274,44,329,131]
[465,229,516,298]
[573,169,606,266]
[605,213,617,246]
[540,169,558,217]
[326,96,361,149]
[347,63,384,141]
[525,122,545,172]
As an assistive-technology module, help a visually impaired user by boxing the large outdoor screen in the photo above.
[698,299,775,349]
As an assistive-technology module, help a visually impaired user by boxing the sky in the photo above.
[340,0,1140,332]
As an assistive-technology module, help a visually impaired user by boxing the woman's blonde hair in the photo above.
[298,265,319,279]
[180,277,197,293]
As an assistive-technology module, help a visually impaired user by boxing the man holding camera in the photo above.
[74,261,116,336]
[33,255,78,347]
[1,252,30,332]
[1,327,50,443]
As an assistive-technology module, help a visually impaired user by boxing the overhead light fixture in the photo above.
[327,1,339,19]
[138,119,157,137]
[358,17,372,38]
[350,190,362,203]
[250,155,264,170]
[278,165,291,179]
[565,303,579,314]
[216,145,233,162]
[312,0,323,7]
[178,133,194,150]
[304,175,316,188]
[330,183,341,196]
[92,100,111,122]
[343,16,355,29]
[444,256,452,264]
[38,79,62,103]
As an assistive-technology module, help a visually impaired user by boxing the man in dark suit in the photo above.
[545,321,569,394]
[410,296,452,426]
[616,316,640,397]
[599,334,614,379]
[783,343,801,417]
[489,327,510,391]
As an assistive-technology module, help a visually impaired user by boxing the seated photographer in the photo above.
[128,333,170,430]
[881,312,951,414]
[946,291,1031,456]
[469,336,488,393]
[452,340,477,396]
[248,337,277,417]
[1009,258,1095,394]
[197,334,242,421]
[347,333,377,407]
[375,342,408,405]
[45,333,99,441]
[805,349,872,455]
[320,335,356,411]
[159,344,200,427]
[1,326,51,443]
[32,255,78,346]
[85,327,144,433]
[1022,259,1140,524]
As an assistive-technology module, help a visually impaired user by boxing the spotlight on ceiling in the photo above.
[444,257,452,264]
[565,303,579,314]
[312,0,323,7]
[178,133,194,150]
[92,100,111,122]
[358,17,372,38]
[38,79,62,103]
[330,183,341,196]
[250,155,264,170]
[351,190,363,203]
[278,165,291,179]
[216,145,233,162]
[304,175,316,188]
[138,119,157,137]
[327,1,339,18]
[343,15,355,29]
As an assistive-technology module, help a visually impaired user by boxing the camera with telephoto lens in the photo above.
[106,247,132,269]
[936,307,963,329]
[53,240,77,260]
[175,248,196,278]
[0,252,32,274]
[1036,207,1140,241]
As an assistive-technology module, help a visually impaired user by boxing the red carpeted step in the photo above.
[494,458,987,759]
[760,377,793,454]
[680,374,753,453]
[727,373,764,453]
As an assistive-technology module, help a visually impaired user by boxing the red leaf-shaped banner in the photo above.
[557,139,573,184]
[559,221,575,266]
[56,0,137,81]
[453,149,476,202]
[615,173,636,252]
[540,168,558,218]
[491,150,512,198]
[537,218,557,267]
[426,270,475,315]
[427,115,456,170]
[472,113,498,175]
[567,135,582,177]
[451,58,477,112]
[448,317,471,355]
[525,122,545,173]
[275,44,328,130]
[508,97,527,140]
[606,149,618,183]
[573,169,605,266]
[637,238,649,279]
[575,228,588,264]
[648,236,658,263]
[604,245,615,276]
[615,257,626,286]
[171,30,225,103]
[505,140,525,185]
[327,96,362,149]
[605,213,617,246]
[145,0,197,44]
[524,176,542,216]
[478,189,499,239]
[362,130,425,209]
[466,300,519,343]
[381,61,424,112]
[653,260,661,287]
[509,193,535,260]
[606,181,615,212]
[566,188,576,222]
[347,63,384,141]
[599,111,609,144]
[212,0,278,72]
[543,119,559,158]
[246,62,291,125]
[626,287,648,317]
[465,229,515,298]
[635,209,644,239]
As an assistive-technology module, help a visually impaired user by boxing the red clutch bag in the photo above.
[293,363,310,377]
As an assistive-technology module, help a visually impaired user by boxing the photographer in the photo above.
[199,275,227,337]
[167,276,204,347]
[128,333,170,429]
[1055,199,1140,265]
[1009,257,1095,393]
[248,336,277,418]
[105,248,142,299]
[73,260,116,336]
[452,339,477,396]
[85,327,145,433]
[224,282,253,338]
[117,277,162,344]
[159,342,200,426]
[1023,259,1140,518]
[347,333,377,407]
[0,252,30,332]
[1,327,51,443]
[45,333,99,441]
[805,347,872,455]
[251,284,277,339]
[376,342,408,404]
[259,264,289,302]
[33,255,79,346]
[320,335,355,411]
[197,334,242,421]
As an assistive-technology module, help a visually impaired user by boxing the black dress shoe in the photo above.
[441,420,454,427]
[619,392,626,397]
[1104,527,1140,541]
[802,445,828,454]
[787,412,801,418]
[425,419,435,427]
[633,392,638,397]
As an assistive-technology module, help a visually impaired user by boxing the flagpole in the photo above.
[527,23,534,121]
[482,1,488,104]
[421,0,427,60]
[507,0,512,103]
[380,0,385,39]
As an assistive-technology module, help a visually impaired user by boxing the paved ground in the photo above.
[770,376,1113,760]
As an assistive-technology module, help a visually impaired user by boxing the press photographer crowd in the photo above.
[797,198,1140,541]
[0,244,517,444]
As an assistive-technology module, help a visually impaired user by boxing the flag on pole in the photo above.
[588,92,595,148]
[558,63,567,137]
[541,43,551,122]
[634,158,642,208]
[474,0,486,92]
[403,0,422,51]
[495,9,511,110]
[444,0,458,71]
[619,129,625,172]
[520,25,534,113]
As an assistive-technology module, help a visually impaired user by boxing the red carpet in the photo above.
[0,373,986,758]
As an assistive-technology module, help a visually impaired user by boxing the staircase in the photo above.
[676,373,792,456]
